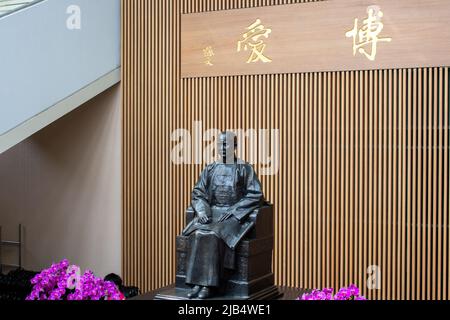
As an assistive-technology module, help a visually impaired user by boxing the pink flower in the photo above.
[298,284,367,301]
[26,259,124,301]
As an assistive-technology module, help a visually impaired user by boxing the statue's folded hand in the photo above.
[197,212,211,224]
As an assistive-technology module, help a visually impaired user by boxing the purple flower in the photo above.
[298,284,367,301]
[26,259,124,301]
[348,284,360,296]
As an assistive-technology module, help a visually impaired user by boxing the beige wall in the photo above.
[0,84,121,277]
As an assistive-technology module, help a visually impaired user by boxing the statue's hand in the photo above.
[197,212,211,224]
[218,212,234,222]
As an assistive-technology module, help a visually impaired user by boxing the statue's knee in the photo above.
[194,230,215,241]
[194,230,208,239]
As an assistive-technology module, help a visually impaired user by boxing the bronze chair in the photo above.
[175,204,280,299]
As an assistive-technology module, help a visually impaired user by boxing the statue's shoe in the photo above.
[187,285,201,299]
[197,287,212,300]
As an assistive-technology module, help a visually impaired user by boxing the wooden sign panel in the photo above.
[181,0,450,78]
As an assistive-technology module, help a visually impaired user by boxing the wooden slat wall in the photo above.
[122,0,450,300]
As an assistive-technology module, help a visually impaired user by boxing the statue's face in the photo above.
[218,132,236,163]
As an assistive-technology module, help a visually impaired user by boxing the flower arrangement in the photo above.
[26,259,124,300]
[298,284,366,300]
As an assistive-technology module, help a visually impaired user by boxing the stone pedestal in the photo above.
[154,285,282,300]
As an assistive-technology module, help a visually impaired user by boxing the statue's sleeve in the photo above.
[191,165,212,218]
[229,164,264,222]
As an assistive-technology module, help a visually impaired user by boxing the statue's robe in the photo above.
[182,160,264,288]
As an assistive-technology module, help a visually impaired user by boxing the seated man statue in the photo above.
[182,131,264,299]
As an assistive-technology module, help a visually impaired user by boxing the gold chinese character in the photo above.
[203,46,215,66]
[345,6,392,61]
[237,19,272,63]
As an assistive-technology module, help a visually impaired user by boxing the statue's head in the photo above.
[218,131,237,164]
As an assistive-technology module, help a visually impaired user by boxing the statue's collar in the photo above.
[215,158,245,165]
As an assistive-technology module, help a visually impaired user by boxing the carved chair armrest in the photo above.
[245,204,273,240]
[186,206,196,225]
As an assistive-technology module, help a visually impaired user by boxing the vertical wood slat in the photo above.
[122,0,450,299]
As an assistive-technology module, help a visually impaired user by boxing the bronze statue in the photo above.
[182,131,264,299]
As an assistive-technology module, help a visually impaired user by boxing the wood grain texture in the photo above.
[181,0,450,77]
[122,0,450,300]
